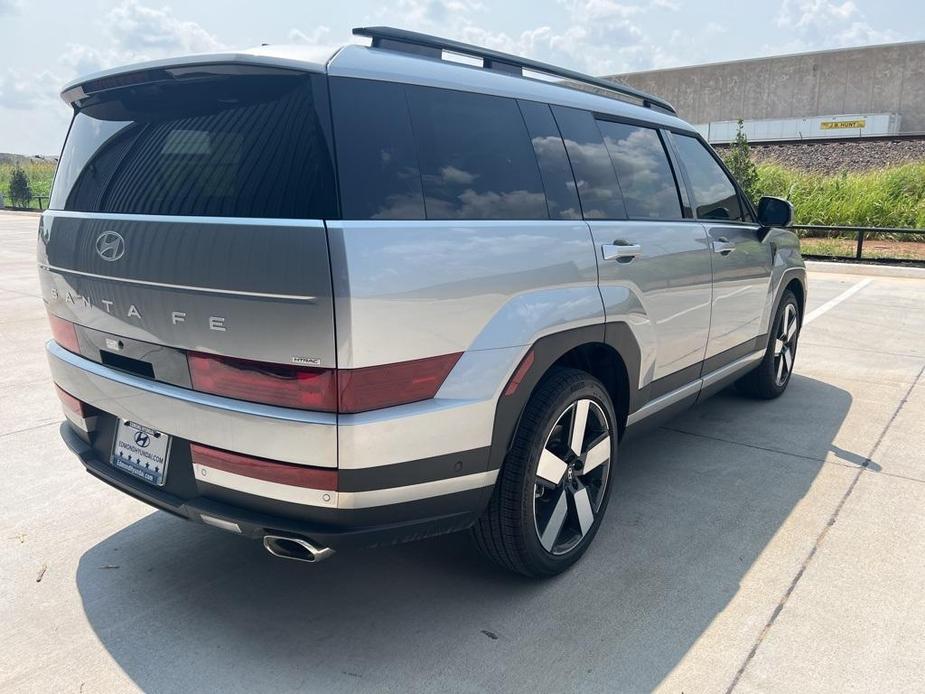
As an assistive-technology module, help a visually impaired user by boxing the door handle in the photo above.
[712,237,736,255]
[602,242,642,263]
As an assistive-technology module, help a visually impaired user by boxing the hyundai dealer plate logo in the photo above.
[95,231,125,262]
[134,430,150,448]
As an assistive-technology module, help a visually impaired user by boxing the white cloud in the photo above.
[0,0,22,15]
[286,25,345,62]
[59,1,224,78]
[367,0,682,76]
[776,0,901,48]
[0,69,59,110]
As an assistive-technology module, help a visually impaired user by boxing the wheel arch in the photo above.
[486,323,641,476]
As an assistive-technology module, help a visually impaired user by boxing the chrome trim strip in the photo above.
[39,264,318,302]
[194,463,498,510]
[199,514,242,534]
[626,380,701,427]
[626,349,766,427]
[47,341,336,467]
[701,349,765,388]
[43,209,326,228]
[194,465,338,508]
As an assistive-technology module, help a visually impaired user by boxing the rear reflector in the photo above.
[190,443,338,491]
[503,350,535,396]
[337,352,462,413]
[48,313,80,354]
[188,352,337,412]
[55,385,95,417]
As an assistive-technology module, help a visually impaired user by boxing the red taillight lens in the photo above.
[48,313,80,353]
[55,385,94,417]
[190,443,337,491]
[188,352,337,412]
[337,352,462,413]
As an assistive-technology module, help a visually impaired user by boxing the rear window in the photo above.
[551,106,626,220]
[51,70,337,219]
[597,121,682,220]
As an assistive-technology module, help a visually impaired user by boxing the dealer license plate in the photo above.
[111,420,171,487]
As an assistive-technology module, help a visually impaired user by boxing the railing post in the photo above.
[855,230,865,260]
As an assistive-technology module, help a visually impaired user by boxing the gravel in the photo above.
[714,137,925,172]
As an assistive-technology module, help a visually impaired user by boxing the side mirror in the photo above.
[757,196,793,228]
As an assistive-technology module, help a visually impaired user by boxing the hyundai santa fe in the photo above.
[40,26,805,576]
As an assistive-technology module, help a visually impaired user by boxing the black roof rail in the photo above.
[352,26,677,115]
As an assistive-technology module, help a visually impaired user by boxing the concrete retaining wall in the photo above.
[612,41,925,134]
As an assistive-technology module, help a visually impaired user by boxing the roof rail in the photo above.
[352,26,677,115]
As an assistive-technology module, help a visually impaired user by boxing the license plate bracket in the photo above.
[110,420,171,487]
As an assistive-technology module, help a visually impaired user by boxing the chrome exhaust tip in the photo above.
[263,535,335,563]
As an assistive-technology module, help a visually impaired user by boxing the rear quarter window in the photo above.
[329,78,426,220]
[51,71,337,219]
[405,85,548,220]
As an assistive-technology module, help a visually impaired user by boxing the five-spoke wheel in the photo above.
[534,399,611,555]
[473,367,618,576]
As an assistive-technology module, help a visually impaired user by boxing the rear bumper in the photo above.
[60,422,490,549]
[49,340,498,549]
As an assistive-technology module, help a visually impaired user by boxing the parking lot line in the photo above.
[803,277,873,325]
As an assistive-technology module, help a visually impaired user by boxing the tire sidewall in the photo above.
[512,371,618,575]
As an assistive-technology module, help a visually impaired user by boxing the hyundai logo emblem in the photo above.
[134,430,150,448]
[95,231,125,262]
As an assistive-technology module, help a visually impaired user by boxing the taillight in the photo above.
[188,352,337,412]
[337,352,462,413]
[190,443,337,491]
[55,385,95,417]
[48,313,80,353]
[186,351,461,413]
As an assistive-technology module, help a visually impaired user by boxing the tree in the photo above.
[8,166,33,208]
[722,119,759,205]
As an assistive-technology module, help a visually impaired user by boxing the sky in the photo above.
[0,0,922,154]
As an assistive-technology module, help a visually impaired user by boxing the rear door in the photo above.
[39,66,339,372]
[553,107,713,395]
[668,133,772,363]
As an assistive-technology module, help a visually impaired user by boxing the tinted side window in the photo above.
[550,106,626,220]
[597,121,682,220]
[330,78,425,220]
[518,100,581,220]
[405,86,547,220]
[671,134,744,221]
[53,73,337,219]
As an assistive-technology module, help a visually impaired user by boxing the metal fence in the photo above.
[792,224,925,263]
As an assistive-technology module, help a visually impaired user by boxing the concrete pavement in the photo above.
[1,211,923,693]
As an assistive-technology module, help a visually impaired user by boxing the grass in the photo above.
[0,160,56,209]
[756,162,925,230]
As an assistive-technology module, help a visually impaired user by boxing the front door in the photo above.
[669,132,772,363]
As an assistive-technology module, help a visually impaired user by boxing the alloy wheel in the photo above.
[774,303,798,386]
[533,399,612,555]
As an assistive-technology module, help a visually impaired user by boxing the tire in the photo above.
[472,367,618,577]
[735,289,801,399]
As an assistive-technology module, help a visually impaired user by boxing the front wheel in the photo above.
[472,368,617,577]
[736,289,801,399]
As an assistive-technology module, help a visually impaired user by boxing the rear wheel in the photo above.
[736,290,801,399]
[472,368,617,577]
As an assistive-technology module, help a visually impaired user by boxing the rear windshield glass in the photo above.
[51,70,337,219]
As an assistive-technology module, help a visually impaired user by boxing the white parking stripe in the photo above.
[803,278,873,326]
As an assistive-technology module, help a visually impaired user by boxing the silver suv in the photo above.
[40,27,805,576]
